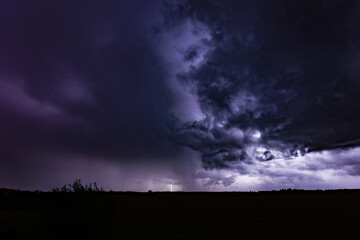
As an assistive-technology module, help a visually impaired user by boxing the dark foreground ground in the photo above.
[1,190,360,239]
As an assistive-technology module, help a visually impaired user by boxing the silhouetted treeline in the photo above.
[2,186,360,195]
[51,179,104,193]
[257,188,360,194]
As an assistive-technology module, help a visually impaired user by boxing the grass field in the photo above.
[1,190,360,239]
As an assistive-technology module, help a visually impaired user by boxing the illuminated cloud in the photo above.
[1,0,360,191]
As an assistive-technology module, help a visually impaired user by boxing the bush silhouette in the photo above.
[51,179,104,193]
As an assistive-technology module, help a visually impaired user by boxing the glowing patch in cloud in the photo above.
[252,130,261,140]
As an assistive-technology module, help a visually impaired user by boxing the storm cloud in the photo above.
[160,0,360,169]
[1,0,360,190]
[0,0,177,162]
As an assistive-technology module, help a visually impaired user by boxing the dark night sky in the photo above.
[1,0,360,191]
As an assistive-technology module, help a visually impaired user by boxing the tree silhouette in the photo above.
[51,179,104,193]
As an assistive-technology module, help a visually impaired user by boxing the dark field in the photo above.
[1,190,360,239]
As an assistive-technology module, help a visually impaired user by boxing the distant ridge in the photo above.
[2,188,360,195]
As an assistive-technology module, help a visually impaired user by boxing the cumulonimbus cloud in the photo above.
[160,0,360,170]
